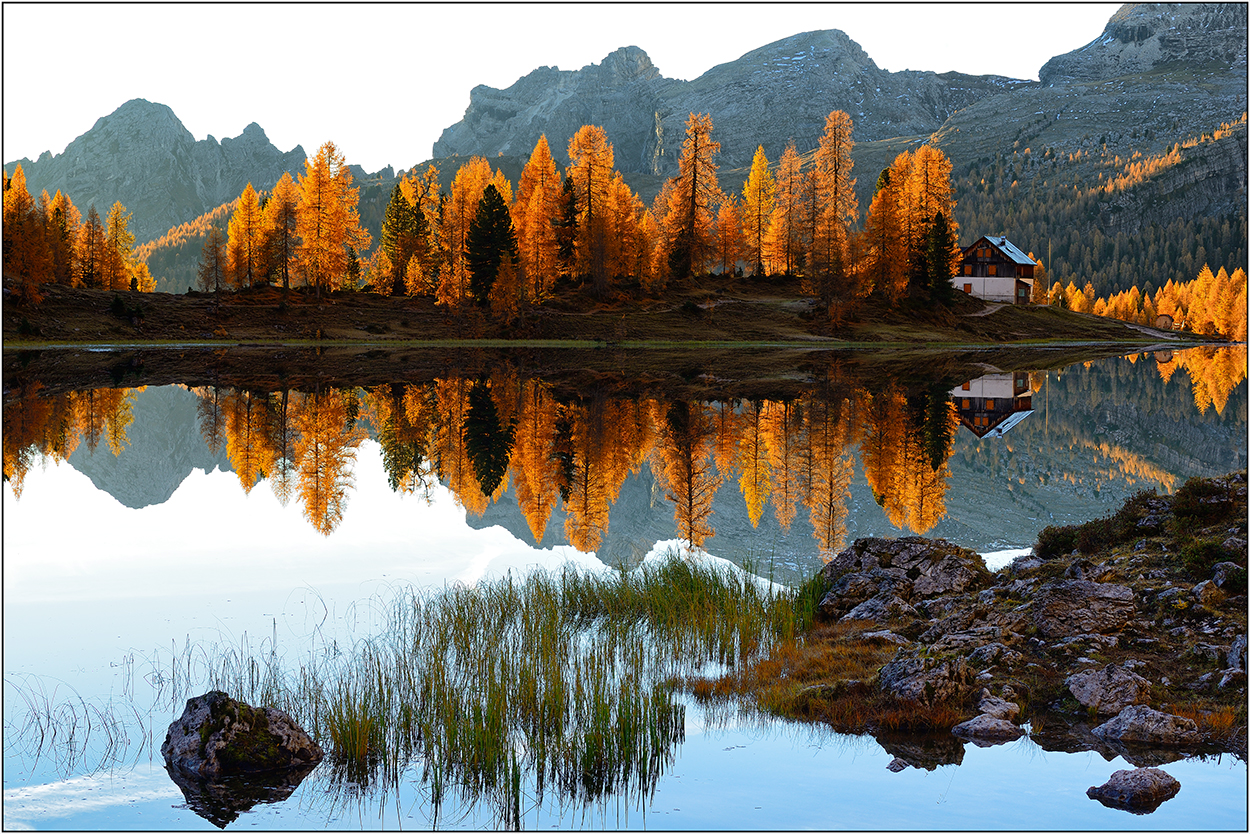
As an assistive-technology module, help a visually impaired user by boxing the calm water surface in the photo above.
[3,346,1246,830]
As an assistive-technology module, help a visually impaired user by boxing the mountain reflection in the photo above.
[3,346,1245,544]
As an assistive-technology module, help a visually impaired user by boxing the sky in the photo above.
[3,3,1121,176]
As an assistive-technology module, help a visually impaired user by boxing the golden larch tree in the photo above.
[663,113,721,281]
[566,125,616,295]
[765,142,803,277]
[513,135,562,301]
[806,111,859,305]
[227,183,266,290]
[741,146,775,277]
[438,157,492,308]
[653,400,721,549]
[264,172,299,290]
[294,388,366,535]
[295,141,371,296]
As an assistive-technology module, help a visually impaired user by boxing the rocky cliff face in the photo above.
[1040,3,1248,85]
[4,99,306,244]
[434,31,1029,177]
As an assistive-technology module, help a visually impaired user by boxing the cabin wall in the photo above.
[952,275,1024,303]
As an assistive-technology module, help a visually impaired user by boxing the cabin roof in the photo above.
[965,235,1036,266]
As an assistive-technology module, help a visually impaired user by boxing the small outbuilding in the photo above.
[954,235,1036,304]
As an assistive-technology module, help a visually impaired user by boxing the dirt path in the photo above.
[964,303,1006,317]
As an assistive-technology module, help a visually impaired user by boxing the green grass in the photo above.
[191,552,812,824]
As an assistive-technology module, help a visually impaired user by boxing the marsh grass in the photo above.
[165,552,808,826]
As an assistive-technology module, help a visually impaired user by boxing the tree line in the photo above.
[3,165,152,303]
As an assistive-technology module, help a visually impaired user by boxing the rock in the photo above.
[1213,562,1247,591]
[1041,4,1247,85]
[978,694,1021,722]
[1091,704,1202,746]
[860,630,912,646]
[164,759,319,828]
[1086,767,1181,814]
[885,757,909,772]
[1066,664,1151,715]
[952,714,1025,744]
[874,731,965,770]
[967,642,1024,668]
[840,595,917,624]
[1192,580,1225,605]
[1031,580,1134,638]
[161,691,324,780]
[1225,634,1246,670]
[878,651,974,704]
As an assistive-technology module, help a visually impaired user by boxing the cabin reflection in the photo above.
[950,373,1033,439]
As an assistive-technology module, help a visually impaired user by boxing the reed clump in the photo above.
[195,552,808,826]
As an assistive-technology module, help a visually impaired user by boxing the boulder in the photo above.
[162,691,324,780]
[1066,664,1151,715]
[1091,705,1202,746]
[952,714,1025,744]
[1212,561,1247,591]
[1031,580,1135,638]
[967,642,1024,669]
[1228,634,1247,672]
[885,757,909,772]
[977,693,1021,722]
[878,651,975,704]
[841,595,917,624]
[1086,767,1181,814]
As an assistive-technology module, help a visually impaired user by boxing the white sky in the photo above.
[3,4,1119,174]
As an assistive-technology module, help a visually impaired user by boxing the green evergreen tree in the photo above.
[466,184,518,306]
[464,378,516,495]
[925,211,957,304]
[380,184,426,296]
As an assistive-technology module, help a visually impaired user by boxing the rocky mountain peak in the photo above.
[4,101,306,244]
[600,45,659,82]
[1040,3,1247,85]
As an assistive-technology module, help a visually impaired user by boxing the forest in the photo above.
[4,110,1245,340]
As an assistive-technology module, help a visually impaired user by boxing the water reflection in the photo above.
[4,347,1246,550]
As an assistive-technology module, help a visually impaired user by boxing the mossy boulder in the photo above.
[161,691,323,780]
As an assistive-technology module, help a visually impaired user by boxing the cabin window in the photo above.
[962,398,971,408]
[964,265,972,275]
[961,382,970,391]
[986,399,995,410]
[988,265,998,276]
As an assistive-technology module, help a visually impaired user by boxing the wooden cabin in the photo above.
[950,372,1034,439]
[954,235,1036,305]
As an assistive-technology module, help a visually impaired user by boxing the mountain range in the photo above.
[5,3,1245,255]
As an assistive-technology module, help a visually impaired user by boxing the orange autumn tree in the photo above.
[566,125,616,296]
[736,400,772,529]
[223,389,274,494]
[761,399,802,532]
[662,112,722,282]
[741,146,775,277]
[805,110,858,307]
[513,135,562,302]
[296,141,371,296]
[46,189,81,287]
[264,172,299,291]
[653,400,721,549]
[802,393,855,561]
[294,388,366,535]
[438,156,492,308]
[765,142,804,277]
[510,379,562,541]
[2,164,49,303]
[227,183,267,290]
[862,167,907,302]
[715,195,745,276]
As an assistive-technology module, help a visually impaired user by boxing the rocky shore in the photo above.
[780,472,1246,788]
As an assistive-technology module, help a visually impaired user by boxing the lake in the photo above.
[3,344,1246,830]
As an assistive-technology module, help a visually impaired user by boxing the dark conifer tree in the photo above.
[924,211,957,304]
[464,378,516,495]
[466,184,518,306]
[380,184,426,295]
[555,175,579,281]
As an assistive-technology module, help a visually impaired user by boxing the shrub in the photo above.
[1181,538,1229,578]
[1036,524,1078,559]
[1173,476,1232,522]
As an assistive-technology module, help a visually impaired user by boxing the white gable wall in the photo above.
[952,275,1029,303]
